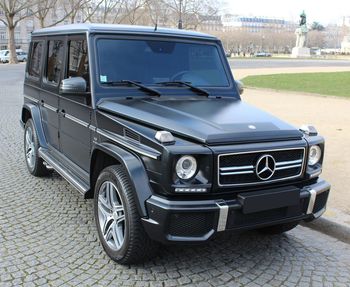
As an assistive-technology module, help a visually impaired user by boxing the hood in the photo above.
[97,97,303,144]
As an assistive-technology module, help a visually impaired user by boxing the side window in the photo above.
[67,39,89,91]
[46,40,64,85]
[28,41,43,78]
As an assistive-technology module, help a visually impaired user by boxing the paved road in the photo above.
[1,64,350,286]
[229,58,350,69]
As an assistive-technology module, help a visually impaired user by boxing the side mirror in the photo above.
[60,77,87,94]
[235,80,244,95]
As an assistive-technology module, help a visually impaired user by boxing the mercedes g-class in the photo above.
[21,24,330,264]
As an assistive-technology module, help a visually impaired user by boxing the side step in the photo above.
[39,147,90,196]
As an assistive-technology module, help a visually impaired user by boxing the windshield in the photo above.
[96,39,229,87]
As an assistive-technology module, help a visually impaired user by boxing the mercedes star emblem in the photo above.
[256,154,276,180]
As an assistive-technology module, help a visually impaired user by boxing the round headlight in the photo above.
[176,156,197,180]
[308,145,322,166]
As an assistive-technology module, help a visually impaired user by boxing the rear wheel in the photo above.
[258,221,300,235]
[24,119,52,176]
[94,165,158,264]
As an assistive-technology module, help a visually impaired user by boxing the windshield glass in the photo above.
[96,39,229,87]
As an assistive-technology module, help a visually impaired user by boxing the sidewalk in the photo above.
[301,207,350,244]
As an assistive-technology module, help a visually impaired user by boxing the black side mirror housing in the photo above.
[235,80,244,95]
[60,77,87,94]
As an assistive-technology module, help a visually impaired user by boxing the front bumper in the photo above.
[142,179,330,243]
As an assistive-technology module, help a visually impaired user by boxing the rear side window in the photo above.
[46,40,64,84]
[28,41,43,78]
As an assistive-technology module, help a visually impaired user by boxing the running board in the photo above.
[39,147,90,196]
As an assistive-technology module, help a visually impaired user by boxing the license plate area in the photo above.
[238,186,300,214]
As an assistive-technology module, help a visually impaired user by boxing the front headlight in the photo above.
[308,145,322,166]
[175,155,197,180]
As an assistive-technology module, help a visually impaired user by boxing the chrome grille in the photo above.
[218,148,305,186]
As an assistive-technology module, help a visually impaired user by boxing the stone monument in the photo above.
[341,36,350,54]
[291,11,311,58]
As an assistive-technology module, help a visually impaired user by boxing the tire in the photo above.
[258,221,300,235]
[94,165,159,264]
[24,119,52,176]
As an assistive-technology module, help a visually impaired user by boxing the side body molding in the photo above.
[21,103,48,149]
[91,142,153,217]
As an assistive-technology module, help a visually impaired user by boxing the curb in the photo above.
[301,217,350,244]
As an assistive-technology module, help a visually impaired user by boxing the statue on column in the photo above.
[295,11,308,48]
[291,11,310,57]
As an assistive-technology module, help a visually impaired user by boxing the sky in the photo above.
[224,0,350,25]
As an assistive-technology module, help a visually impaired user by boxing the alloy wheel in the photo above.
[97,181,126,251]
[25,126,35,169]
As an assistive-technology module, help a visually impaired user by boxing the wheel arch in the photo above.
[21,103,47,149]
[89,142,153,217]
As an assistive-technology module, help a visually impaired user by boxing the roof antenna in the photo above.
[154,15,158,31]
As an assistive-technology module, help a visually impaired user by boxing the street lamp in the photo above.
[178,0,183,29]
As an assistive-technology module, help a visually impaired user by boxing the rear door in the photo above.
[58,35,92,171]
[40,38,65,150]
[25,40,44,105]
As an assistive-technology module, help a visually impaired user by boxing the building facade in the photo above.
[222,14,296,33]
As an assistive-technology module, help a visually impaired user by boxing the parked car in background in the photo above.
[0,50,8,62]
[254,51,272,57]
[17,51,28,62]
[0,49,26,63]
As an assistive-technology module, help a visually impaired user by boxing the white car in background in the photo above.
[0,49,27,63]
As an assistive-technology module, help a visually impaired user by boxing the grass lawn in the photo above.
[242,72,350,98]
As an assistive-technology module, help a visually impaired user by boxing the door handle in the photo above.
[40,100,44,106]
[60,109,66,116]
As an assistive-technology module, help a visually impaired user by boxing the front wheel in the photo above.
[94,165,158,264]
[258,221,300,235]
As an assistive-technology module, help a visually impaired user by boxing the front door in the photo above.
[58,36,92,171]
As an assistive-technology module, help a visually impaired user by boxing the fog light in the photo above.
[308,145,322,166]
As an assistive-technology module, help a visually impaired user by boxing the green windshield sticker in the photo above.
[100,75,107,82]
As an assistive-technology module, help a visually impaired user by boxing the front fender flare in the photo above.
[21,103,47,149]
[91,142,153,217]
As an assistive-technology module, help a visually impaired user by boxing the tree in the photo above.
[0,0,39,63]
[311,21,325,31]
[308,30,325,48]
[122,0,147,25]
[161,0,220,30]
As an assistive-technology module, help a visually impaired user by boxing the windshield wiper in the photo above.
[156,81,209,97]
[102,80,161,97]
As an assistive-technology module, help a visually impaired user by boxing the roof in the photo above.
[31,23,217,40]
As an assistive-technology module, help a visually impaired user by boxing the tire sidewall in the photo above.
[94,167,131,261]
[24,119,39,174]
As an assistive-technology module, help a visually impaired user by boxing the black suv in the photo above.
[21,24,330,264]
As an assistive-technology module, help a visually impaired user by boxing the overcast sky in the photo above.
[224,0,350,25]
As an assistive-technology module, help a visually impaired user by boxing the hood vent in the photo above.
[124,128,140,142]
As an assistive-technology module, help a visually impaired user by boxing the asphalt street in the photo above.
[229,58,350,69]
[0,64,350,286]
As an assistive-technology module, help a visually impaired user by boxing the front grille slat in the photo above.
[218,148,305,186]
[221,170,255,176]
